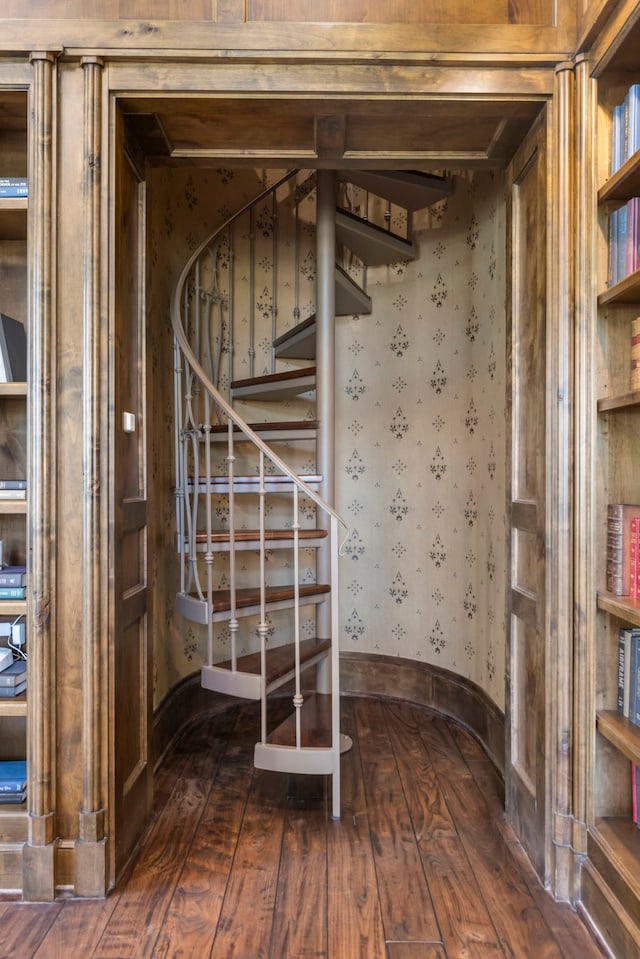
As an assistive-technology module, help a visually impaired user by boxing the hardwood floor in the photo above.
[0,696,606,959]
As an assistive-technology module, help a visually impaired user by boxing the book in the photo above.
[607,504,640,595]
[632,764,638,825]
[0,566,26,587]
[0,480,26,490]
[0,489,26,500]
[0,680,26,697]
[0,661,26,687]
[618,627,633,717]
[631,317,640,391]
[0,789,26,804]
[0,586,25,600]
[631,517,639,598]
[629,629,640,728]
[0,313,26,383]
[0,177,27,198]
[0,760,26,791]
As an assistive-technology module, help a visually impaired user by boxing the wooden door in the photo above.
[505,111,548,879]
[111,128,152,878]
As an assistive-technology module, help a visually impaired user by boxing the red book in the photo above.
[631,517,639,598]
[607,504,640,596]
[633,764,638,825]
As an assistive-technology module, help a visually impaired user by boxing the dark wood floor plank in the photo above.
[386,703,505,959]
[91,718,231,959]
[150,705,257,959]
[383,701,458,842]
[269,801,328,959]
[0,697,608,959]
[386,945,447,959]
[209,769,288,959]
[503,828,608,959]
[354,697,440,943]
[415,712,571,959]
[0,902,61,958]
[31,899,119,959]
[328,698,386,959]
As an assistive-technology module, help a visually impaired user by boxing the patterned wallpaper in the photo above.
[147,166,506,712]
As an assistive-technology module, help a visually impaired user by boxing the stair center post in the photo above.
[316,170,337,692]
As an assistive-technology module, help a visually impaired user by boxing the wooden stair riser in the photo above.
[201,646,330,700]
[175,584,330,626]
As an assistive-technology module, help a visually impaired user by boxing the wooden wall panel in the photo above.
[246,0,553,24]
[8,0,559,25]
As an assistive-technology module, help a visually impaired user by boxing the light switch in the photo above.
[123,411,136,433]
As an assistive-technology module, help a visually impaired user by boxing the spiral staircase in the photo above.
[171,167,452,817]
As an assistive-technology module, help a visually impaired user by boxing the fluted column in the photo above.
[24,50,57,902]
[547,59,576,902]
[75,55,107,897]
[571,51,597,885]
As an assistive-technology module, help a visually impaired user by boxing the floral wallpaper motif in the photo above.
[147,166,506,712]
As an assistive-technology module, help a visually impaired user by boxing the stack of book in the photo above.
[611,83,640,175]
[606,504,640,597]
[0,658,26,698]
[0,760,26,804]
[0,563,26,602]
[608,196,640,286]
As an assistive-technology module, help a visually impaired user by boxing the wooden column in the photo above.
[24,50,57,903]
[547,59,576,902]
[572,51,597,879]
[74,55,108,898]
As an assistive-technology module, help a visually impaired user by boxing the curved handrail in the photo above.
[170,169,349,545]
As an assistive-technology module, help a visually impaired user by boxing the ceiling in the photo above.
[122,95,545,170]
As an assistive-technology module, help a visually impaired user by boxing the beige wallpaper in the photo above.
[147,166,506,712]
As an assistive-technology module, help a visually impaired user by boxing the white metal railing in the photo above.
[171,171,350,800]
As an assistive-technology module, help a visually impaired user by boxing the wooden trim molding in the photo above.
[23,50,57,904]
[74,55,107,899]
[339,652,505,776]
[152,654,506,779]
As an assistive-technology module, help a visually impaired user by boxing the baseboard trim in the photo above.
[153,653,505,778]
[340,651,505,776]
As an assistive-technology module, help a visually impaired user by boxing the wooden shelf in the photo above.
[597,591,640,627]
[597,710,640,765]
[0,382,26,398]
[591,818,640,897]
[0,500,26,515]
[0,197,27,241]
[0,693,26,718]
[0,600,26,617]
[598,150,640,205]
[598,389,640,412]
[598,268,640,306]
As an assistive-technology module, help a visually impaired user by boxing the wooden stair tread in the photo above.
[272,316,316,350]
[215,637,331,685]
[188,473,322,489]
[267,693,332,749]
[231,367,316,390]
[187,583,331,613]
[210,420,319,434]
[337,169,452,211]
[335,207,416,265]
[193,528,328,543]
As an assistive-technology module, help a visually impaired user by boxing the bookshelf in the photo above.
[0,87,28,842]
[585,13,640,952]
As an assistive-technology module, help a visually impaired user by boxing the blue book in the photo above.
[619,627,633,716]
[630,629,640,727]
[0,760,26,791]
